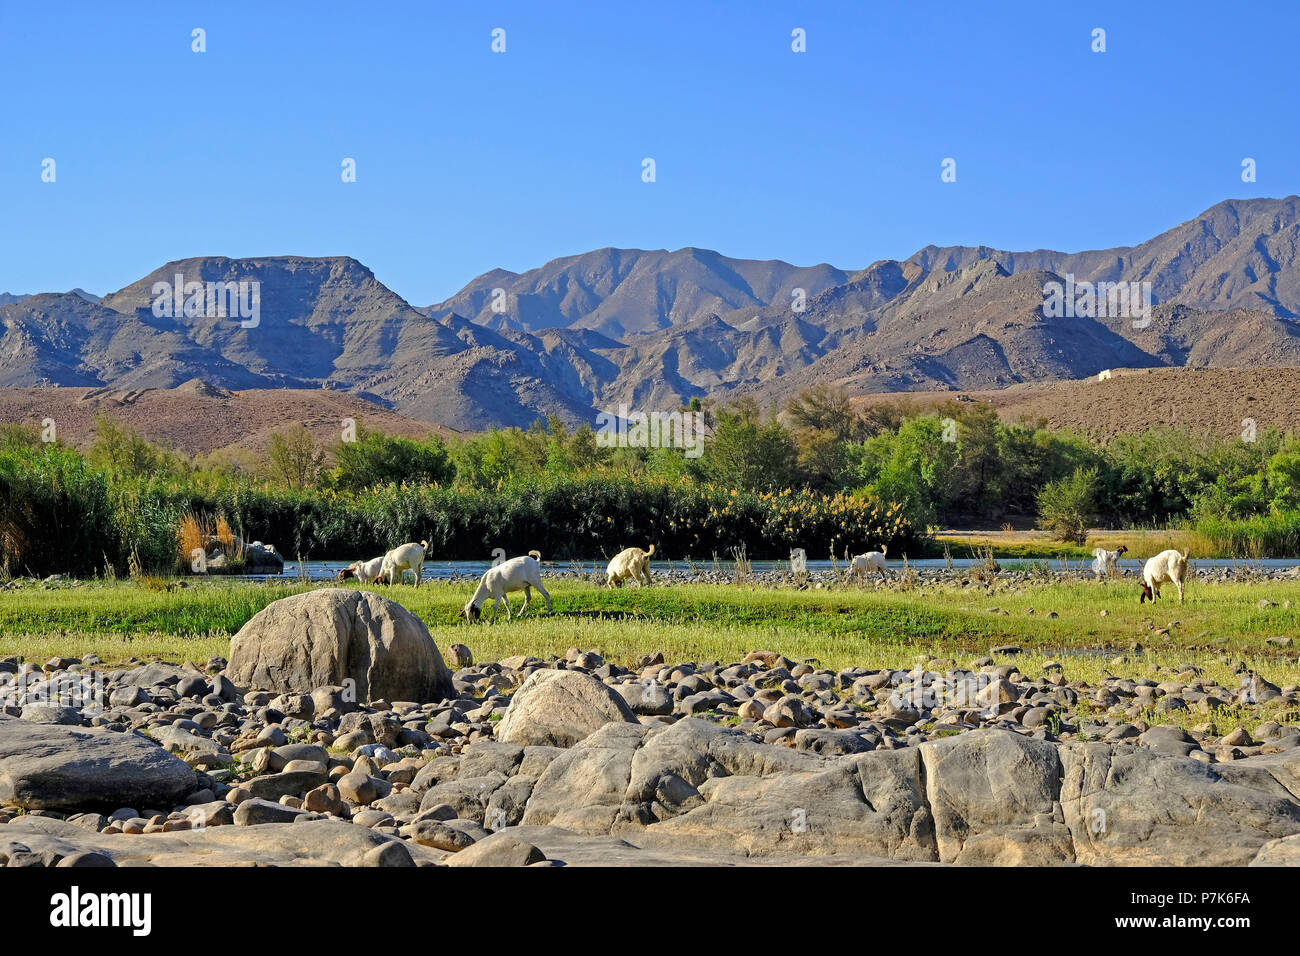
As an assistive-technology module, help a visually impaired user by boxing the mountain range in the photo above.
[3,196,1299,430]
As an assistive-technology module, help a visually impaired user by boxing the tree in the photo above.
[859,397,921,437]
[847,416,959,529]
[1266,450,1300,512]
[786,386,860,491]
[87,413,177,479]
[1037,466,1099,544]
[785,385,859,440]
[940,401,1003,518]
[452,427,547,488]
[331,423,454,491]
[700,403,800,490]
[268,424,324,490]
[566,423,601,472]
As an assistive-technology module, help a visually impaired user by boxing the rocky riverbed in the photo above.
[2,588,1300,867]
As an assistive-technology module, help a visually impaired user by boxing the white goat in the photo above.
[380,540,427,586]
[1140,548,1189,604]
[1091,545,1128,579]
[607,544,654,588]
[850,545,889,581]
[338,556,385,585]
[464,551,551,623]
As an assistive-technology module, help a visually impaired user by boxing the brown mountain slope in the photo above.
[900,197,1300,318]
[91,256,601,428]
[0,383,458,457]
[851,367,1300,442]
[436,247,848,338]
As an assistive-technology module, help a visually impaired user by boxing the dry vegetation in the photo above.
[852,367,1300,441]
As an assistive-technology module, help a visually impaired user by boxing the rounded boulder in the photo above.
[496,669,639,747]
[227,590,453,704]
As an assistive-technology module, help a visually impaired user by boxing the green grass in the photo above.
[3,575,1299,685]
[929,537,1092,560]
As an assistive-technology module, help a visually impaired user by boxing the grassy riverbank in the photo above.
[4,577,1298,691]
[930,527,1214,561]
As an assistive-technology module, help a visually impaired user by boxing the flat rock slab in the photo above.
[498,825,936,866]
[1,816,443,867]
[0,717,196,811]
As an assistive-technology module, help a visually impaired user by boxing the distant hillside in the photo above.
[0,288,98,307]
[4,197,1300,429]
[0,382,458,457]
[851,367,1300,442]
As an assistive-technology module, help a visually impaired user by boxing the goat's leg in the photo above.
[519,586,531,616]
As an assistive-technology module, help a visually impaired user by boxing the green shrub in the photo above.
[1037,466,1099,545]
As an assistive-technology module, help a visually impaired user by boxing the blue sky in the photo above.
[2,0,1296,305]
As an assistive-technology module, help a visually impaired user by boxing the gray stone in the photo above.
[232,798,306,826]
[418,773,508,824]
[362,840,416,867]
[794,728,875,755]
[444,831,546,867]
[919,730,1072,865]
[2,816,442,867]
[54,851,117,868]
[0,717,196,812]
[19,705,80,725]
[497,669,639,748]
[227,590,453,704]
[617,679,674,716]
[404,819,478,851]
[1063,743,1300,865]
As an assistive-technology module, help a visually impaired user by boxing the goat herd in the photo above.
[1084,545,1190,604]
[812,543,1190,604]
[337,539,1194,624]
[338,540,657,623]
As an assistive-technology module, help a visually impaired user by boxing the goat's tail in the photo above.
[646,544,656,557]
[528,549,541,561]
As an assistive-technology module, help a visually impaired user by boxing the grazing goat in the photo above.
[380,540,428,586]
[1139,548,1189,604]
[607,544,655,588]
[338,556,385,585]
[1091,545,1128,579]
[850,545,889,582]
[463,550,550,623]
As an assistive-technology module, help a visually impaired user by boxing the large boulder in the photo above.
[521,723,651,831]
[1060,741,1300,866]
[227,590,452,704]
[919,729,1074,865]
[636,720,933,859]
[0,717,196,811]
[496,669,639,748]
